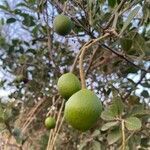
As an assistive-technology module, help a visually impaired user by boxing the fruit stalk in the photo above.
[79,33,110,89]
[121,119,126,150]
[63,0,69,14]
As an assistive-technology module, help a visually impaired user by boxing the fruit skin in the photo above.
[45,117,56,130]
[64,89,102,131]
[53,15,73,36]
[57,73,81,99]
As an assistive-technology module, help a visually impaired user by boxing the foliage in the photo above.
[0,0,150,149]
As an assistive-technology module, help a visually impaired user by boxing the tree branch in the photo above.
[79,33,110,89]
[101,44,149,73]
[123,66,150,100]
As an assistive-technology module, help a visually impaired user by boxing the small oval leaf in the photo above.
[125,117,142,131]
[7,18,16,24]
[107,128,121,145]
[101,121,119,131]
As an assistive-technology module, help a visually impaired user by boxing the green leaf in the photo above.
[108,0,116,8]
[0,105,4,123]
[78,142,87,150]
[107,128,121,145]
[120,38,132,51]
[120,6,140,36]
[28,0,36,3]
[6,18,16,24]
[125,117,142,131]
[109,97,124,116]
[101,110,115,121]
[101,121,119,131]
[92,130,100,137]
[131,33,148,55]
[3,108,12,121]
[141,82,150,88]
[20,13,35,27]
[130,105,149,116]
[16,3,28,8]
[0,5,8,11]
[126,67,138,74]
[141,90,149,98]
[92,140,101,150]
[101,97,124,121]
[141,138,150,148]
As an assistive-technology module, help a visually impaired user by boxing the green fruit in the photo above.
[57,73,81,99]
[45,117,56,130]
[64,89,102,131]
[53,15,73,36]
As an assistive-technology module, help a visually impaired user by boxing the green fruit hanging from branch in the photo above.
[57,73,81,99]
[45,117,56,130]
[53,14,73,36]
[64,89,102,131]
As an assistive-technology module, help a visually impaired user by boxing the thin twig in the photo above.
[121,119,125,150]
[51,116,64,150]
[70,50,82,73]
[123,66,150,100]
[79,33,110,89]
[119,132,135,150]
[105,0,128,29]
[85,46,100,76]
[22,98,46,133]
[47,99,65,150]
[62,0,69,13]
[101,44,149,73]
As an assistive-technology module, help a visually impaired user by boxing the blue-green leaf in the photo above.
[7,18,16,24]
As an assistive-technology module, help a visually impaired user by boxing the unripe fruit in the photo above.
[45,117,56,130]
[64,89,102,131]
[53,15,73,36]
[57,73,81,99]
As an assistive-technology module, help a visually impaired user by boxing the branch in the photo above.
[79,33,110,89]
[121,119,126,150]
[123,66,150,100]
[101,44,149,73]
[85,46,100,76]
[70,50,81,73]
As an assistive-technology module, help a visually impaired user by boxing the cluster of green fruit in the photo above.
[57,73,102,131]
[44,15,102,132]
[44,14,73,130]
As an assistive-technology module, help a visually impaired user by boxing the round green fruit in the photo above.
[64,89,102,131]
[45,117,56,130]
[53,15,73,36]
[57,73,81,99]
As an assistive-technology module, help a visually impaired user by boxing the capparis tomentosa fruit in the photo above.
[57,73,81,99]
[64,89,102,131]
[53,15,73,36]
[45,117,56,130]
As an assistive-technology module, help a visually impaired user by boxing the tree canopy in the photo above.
[0,0,150,149]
